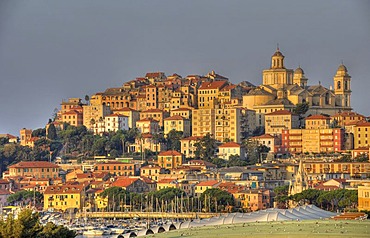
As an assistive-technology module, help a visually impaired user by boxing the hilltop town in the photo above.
[0,48,369,216]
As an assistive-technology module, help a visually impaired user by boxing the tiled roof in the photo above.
[157,178,176,184]
[219,142,241,148]
[112,178,139,187]
[196,180,219,187]
[355,121,370,127]
[44,185,85,194]
[158,150,182,156]
[199,80,228,90]
[306,115,330,120]
[164,115,185,121]
[9,161,59,169]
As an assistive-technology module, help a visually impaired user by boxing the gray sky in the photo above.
[1,0,369,136]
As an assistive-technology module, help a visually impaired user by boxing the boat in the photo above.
[82,229,104,236]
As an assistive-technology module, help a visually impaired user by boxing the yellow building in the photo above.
[194,180,220,197]
[358,184,370,211]
[198,81,228,109]
[139,109,169,128]
[180,136,203,158]
[112,107,140,128]
[8,161,60,179]
[243,48,352,127]
[265,109,299,135]
[140,165,163,181]
[353,121,370,149]
[157,150,183,169]
[218,142,245,161]
[164,115,191,137]
[19,128,32,147]
[282,128,344,154]
[136,118,159,134]
[303,162,370,179]
[61,107,83,127]
[305,115,331,129]
[192,109,215,137]
[170,108,192,119]
[82,102,111,130]
[44,184,86,212]
[331,111,365,127]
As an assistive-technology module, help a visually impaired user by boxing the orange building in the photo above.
[139,109,169,128]
[8,161,59,179]
[281,128,344,154]
[94,161,136,176]
[157,150,183,169]
[332,111,365,127]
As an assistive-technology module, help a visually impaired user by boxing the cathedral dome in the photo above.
[294,67,304,75]
[337,64,348,72]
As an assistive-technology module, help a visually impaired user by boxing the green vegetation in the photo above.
[150,220,370,238]
[0,209,75,238]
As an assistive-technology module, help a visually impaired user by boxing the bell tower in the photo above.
[262,46,294,88]
[334,64,351,109]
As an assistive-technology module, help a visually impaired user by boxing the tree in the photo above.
[85,95,90,105]
[47,124,57,140]
[274,185,289,208]
[200,188,235,212]
[294,102,309,128]
[194,134,217,162]
[32,128,46,138]
[166,130,183,151]
[0,209,75,238]
[243,140,270,165]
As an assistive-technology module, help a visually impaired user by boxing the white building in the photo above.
[105,114,129,132]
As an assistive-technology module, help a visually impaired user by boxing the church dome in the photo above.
[294,67,304,75]
[273,50,284,57]
[337,64,348,72]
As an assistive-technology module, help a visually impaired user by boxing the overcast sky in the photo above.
[0,1,369,136]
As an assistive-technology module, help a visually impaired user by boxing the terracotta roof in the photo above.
[266,109,293,116]
[158,150,182,156]
[63,110,81,115]
[9,161,59,169]
[140,176,156,184]
[164,115,185,121]
[145,72,164,78]
[112,177,139,187]
[306,115,330,120]
[44,185,85,194]
[196,180,219,187]
[219,142,241,148]
[199,80,228,90]
[355,121,370,127]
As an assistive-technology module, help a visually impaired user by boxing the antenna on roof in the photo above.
[277,43,279,51]
[341,59,344,65]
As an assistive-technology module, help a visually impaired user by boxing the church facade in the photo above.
[243,48,352,127]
